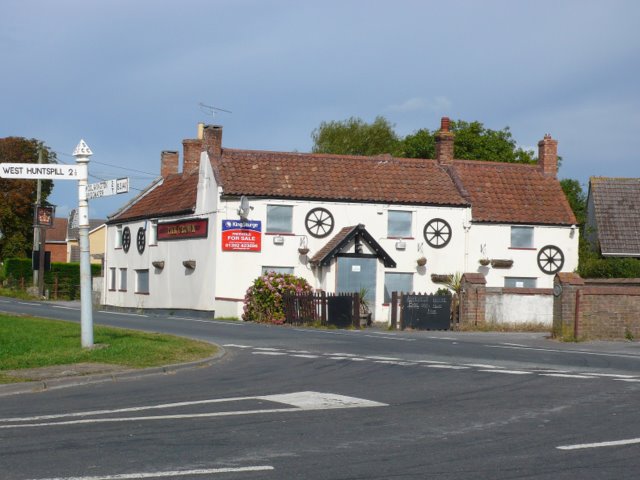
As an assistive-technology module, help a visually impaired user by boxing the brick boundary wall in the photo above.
[553,273,640,340]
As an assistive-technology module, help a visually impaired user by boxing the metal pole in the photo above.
[33,148,43,288]
[73,139,93,348]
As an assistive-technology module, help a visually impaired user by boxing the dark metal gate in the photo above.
[391,292,452,330]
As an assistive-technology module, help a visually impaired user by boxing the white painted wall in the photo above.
[485,292,554,325]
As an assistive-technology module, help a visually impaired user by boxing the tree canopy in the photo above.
[311,116,536,164]
[0,137,56,260]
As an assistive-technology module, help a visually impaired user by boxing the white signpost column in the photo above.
[73,140,94,348]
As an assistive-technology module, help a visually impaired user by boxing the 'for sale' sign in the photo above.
[222,220,262,251]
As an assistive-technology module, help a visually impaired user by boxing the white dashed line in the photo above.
[478,369,532,375]
[23,465,275,480]
[557,437,640,451]
[251,352,287,356]
[539,373,595,379]
[425,364,469,370]
[291,354,320,359]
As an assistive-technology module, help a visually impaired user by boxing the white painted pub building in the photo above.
[103,118,577,322]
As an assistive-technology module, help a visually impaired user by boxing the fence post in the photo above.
[321,291,327,325]
[353,291,361,329]
[399,293,404,330]
[54,273,59,300]
[391,291,398,329]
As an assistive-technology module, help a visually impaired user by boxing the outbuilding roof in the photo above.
[587,177,640,256]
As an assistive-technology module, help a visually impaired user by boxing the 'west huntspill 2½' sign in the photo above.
[222,220,262,252]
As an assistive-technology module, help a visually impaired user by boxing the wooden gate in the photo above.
[283,292,360,328]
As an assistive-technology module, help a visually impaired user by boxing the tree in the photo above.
[312,116,537,164]
[560,178,586,225]
[0,137,56,261]
[311,116,401,156]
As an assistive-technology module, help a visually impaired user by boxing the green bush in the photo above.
[1,258,101,299]
[242,272,313,324]
[577,238,640,278]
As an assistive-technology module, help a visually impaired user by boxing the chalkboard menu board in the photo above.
[402,294,451,330]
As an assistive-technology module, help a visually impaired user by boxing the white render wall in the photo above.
[485,292,554,325]
[467,224,578,289]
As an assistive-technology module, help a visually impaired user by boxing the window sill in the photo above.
[387,236,414,240]
[135,292,150,295]
[265,232,295,236]
[508,247,536,251]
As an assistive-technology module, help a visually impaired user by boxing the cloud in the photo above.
[386,96,452,113]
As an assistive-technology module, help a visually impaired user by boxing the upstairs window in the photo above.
[115,225,123,249]
[267,205,293,233]
[388,210,412,238]
[148,220,158,246]
[510,226,533,248]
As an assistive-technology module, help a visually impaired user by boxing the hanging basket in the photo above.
[490,259,513,269]
[431,274,452,284]
[298,247,310,255]
[479,258,490,266]
[417,257,427,266]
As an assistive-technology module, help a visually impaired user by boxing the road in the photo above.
[1,296,640,479]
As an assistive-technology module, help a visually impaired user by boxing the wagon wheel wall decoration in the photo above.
[305,207,335,238]
[423,218,452,249]
[136,227,146,254]
[537,245,564,274]
[122,227,131,253]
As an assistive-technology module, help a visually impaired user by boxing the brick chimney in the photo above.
[202,124,223,158]
[160,150,179,177]
[538,134,558,177]
[435,117,454,164]
[182,138,202,174]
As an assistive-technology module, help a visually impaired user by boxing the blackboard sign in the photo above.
[402,294,451,330]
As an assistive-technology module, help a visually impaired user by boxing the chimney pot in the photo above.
[538,134,558,177]
[160,150,179,177]
[435,117,454,164]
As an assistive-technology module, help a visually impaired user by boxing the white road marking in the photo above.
[325,353,358,357]
[364,334,415,342]
[557,437,640,450]
[485,344,640,360]
[223,344,252,348]
[463,363,503,369]
[24,465,275,479]
[581,373,636,378]
[374,360,414,366]
[539,373,595,379]
[614,378,640,383]
[170,317,244,326]
[253,347,282,351]
[478,369,532,375]
[98,310,148,318]
[52,305,79,311]
[0,391,386,429]
[291,354,320,359]
[365,356,402,361]
[251,351,287,356]
[17,302,40,306]
[416,360,449,364]
[425,364,469,370]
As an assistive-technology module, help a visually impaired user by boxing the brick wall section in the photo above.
[459,273,486,327]
[182,139,202,174]
[161,150,179,177]
[554,273,640,340]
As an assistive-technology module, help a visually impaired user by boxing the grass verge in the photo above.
[0,314,218,384]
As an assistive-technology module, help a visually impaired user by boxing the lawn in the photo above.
[0,314,217,383]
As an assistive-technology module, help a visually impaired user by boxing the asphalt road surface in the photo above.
[1,296,640,479]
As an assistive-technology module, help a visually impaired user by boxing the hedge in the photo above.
[2,258,102,300]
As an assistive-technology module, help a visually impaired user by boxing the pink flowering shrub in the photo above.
[242,272,313,324]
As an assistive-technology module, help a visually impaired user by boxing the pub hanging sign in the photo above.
[157,218,208,240]
[222,219,262,252]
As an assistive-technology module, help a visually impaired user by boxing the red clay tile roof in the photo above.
[589,177,640,256]
[47,218,68,242]
[109,172,198,222]
[216,149,468,206]
[451,160,576,225]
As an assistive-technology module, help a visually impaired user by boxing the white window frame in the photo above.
[266,205,293,233]
[115,225,123,249]
[149,220,158,246]
[135,269,150,294]
[388,210,412,238]
[504,277,537,288]
[384,272,413,303]
[261,266,294,275]
[510,226,534,248]
[109,267,116,291]
[119,268,127,291]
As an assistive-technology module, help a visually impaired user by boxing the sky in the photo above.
[2,0,639,221]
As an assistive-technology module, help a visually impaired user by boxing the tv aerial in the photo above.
[198,102,232,119]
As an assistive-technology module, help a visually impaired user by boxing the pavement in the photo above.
[0,349,225,398]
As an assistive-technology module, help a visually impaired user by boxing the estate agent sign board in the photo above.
[222,220,262,251]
